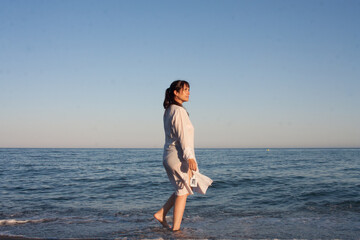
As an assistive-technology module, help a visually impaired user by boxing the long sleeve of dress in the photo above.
[172,107,196,161]
[163,105,195,162]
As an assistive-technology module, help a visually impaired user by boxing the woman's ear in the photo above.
[173,90,179,97]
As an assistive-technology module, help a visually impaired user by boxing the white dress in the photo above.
[163,104,211,196]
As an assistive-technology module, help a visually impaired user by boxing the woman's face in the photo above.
[174,85,190,104]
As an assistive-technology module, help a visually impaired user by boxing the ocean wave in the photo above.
[302,200,360,213]
[0,216,106,227]
[210,176,286,189]
[0,218,54,226]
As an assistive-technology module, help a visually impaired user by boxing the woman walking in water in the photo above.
[154,80,209,231]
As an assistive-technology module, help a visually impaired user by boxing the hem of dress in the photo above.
[175,190,193,196]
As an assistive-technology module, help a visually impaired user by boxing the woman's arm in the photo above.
[172,107,197,171]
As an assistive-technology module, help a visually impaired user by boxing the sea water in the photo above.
[0,148,359,239]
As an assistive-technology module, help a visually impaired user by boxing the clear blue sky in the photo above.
[1,0,359,148]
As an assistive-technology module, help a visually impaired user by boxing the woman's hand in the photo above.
[188,158,197,171]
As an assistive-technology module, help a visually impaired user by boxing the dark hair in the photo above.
[163,80,190,109]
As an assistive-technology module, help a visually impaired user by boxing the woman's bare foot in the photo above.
[154,211,171,229]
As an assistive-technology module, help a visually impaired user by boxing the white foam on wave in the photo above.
[0,218,50,226]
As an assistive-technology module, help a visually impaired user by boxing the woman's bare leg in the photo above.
[157,169,193,231]
[172,193,188,231]
[172,168,194,231]
[172,168,195,231]
[154,193,176,228]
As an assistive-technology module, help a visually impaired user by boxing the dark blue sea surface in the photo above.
[0,148,359,239]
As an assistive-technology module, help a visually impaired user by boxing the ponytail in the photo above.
[163,88,172,109]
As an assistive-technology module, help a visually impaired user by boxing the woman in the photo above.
[154,80,198,231]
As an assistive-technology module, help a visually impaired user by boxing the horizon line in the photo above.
[1,147,359,149]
